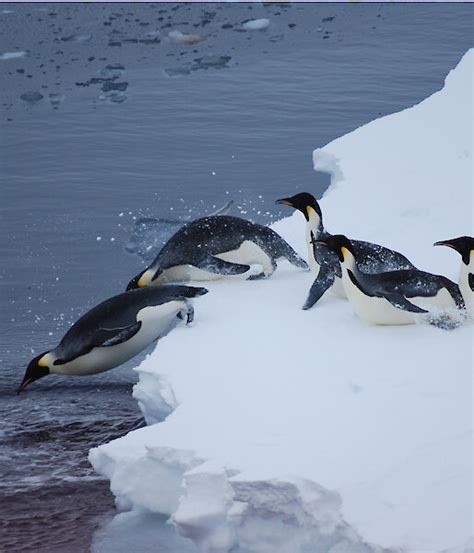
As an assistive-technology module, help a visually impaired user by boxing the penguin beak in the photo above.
[276,198,294,207]
[17,357,49,395]
[126,273,142,291]
[433,239,454,249]
[17,377,34,395]
[311,237,328,247]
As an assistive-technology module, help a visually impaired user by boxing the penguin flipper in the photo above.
[98,321,143,347]
[468,273,474,292]
[198,255,250,275]
[303,266,335,310]
[53,322,143,365]
[383,293,428,314]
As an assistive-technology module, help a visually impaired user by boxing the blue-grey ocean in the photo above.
[0,3,472,551]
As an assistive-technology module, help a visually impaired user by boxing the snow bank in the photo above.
[90,50,473,553]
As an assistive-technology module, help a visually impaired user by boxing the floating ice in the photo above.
[101,81,128,93]
[99,91,127,104]
[192,56,231,71]
[49,93,65,109]
[168,30,206,45]
[242,18,270,31]
[0,51,26,60]
[60,34,92,43]
[20,91,44,104]
[90,51,473,553]
[100,64,125,79]
[164,65,191,78]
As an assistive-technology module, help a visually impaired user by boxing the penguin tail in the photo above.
[266,229,308,270]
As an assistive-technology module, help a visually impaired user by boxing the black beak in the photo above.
[433,240,454,249]
[276,198,294,207]
[311,237,328,247]
[17,354,50,395]
[126,272,143,291]
[17,377,34,395]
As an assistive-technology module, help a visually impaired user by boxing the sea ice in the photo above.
[0,51,26,60]
[90,50,473,553]
[242,19,270,31]
[20,91,44,104]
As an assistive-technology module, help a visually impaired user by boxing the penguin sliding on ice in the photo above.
[126,215,308,290]
[315,234,464,327]
[276,192,415,310]
[17,285,208,394]
[434,236,474,318]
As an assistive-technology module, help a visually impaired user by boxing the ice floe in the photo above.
[0,51,26,60]
[242,19,270,31]
[90,49,473,553]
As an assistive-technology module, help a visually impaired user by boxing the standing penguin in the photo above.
[315,234,464,327]
[17,285,208,394]
[276,192,415,309]
[434,236,474,318]
[126,215,308,290]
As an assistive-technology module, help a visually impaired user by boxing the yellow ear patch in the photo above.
[306,206,316,217]
[341,246,349,259]
[137,275,146,288]
[38,355,48,367]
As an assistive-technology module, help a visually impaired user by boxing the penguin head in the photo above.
[434,236,474,265]
[276,193,322,222]
[312,234,354,263]
[126,266,162,291]
[17,352,50,395]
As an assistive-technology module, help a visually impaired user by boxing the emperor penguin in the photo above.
[276,192,415,310]
[315,234,464,327]
[126,215,308,290]
[17,285,208,394]
[434,236,474,318]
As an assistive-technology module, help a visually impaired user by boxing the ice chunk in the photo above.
[168,30,206,45]
[242,19,270,31]
[1,51,26,60]
[20,91,44,104]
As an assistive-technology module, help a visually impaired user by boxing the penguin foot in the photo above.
[247,272,267,281]
[177,305,194,325]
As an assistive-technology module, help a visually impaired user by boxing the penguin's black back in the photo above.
[56,286,207,359]
[356,268,463,306]
[312,235,416,279]
[154,216,288,268]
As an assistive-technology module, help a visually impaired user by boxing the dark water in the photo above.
[0,2,472,551]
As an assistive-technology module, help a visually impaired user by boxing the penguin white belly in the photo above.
[460,262,474,318]
[158,264,223,283]
[51,302,186,376]
[158,241,272,283]
[342,272,415,326]
[216,240,273,275]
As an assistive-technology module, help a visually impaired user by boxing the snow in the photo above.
[89,50,473,553]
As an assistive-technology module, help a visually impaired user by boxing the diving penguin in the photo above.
[17,285,208,394]
[126,215,308,290]
[315,234,464,327]
[276,192,415,310]
[434,236,474,318]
